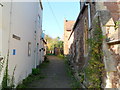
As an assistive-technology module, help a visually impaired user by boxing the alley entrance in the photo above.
[27,55,72,88]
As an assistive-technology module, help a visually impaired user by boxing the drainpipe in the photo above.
[85,3,91,29]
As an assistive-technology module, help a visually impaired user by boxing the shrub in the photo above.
[32,68,40,75]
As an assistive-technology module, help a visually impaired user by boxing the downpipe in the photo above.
[85,3,91,29]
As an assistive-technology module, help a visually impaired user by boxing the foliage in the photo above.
[45,35,64,51]
[32,68,40,75]
[47,53,54,55]
[64,57,81,89]
[83,18,104,88]
[2,59,17,89]
[2,56,9,89]
[16,60,49,88]
[10,66,16,88]
[57,54,64,59]
[44,55,49,62]
[1,52,16,89]
[115,20,120,29]
[17,74,45,88]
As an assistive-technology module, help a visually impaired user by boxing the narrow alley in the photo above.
[27,56,72,88]
[0,0,120,89]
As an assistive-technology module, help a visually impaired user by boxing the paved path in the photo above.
[28,55,72,88]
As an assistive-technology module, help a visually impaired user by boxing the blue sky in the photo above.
[42,2,80,39]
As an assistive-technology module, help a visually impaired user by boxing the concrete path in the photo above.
[28,55,72,88]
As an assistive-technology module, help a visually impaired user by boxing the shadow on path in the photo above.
[28,55,72,88]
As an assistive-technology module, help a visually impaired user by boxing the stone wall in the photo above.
[68,1,120,88]
[64,20,75,55]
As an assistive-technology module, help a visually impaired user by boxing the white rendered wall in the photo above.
[35,3,43,66]
[68,32,74,50]
[1,1,43,86]
[0,5,2,56]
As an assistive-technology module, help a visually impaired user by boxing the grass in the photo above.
[64,57,81,89]
[16,59,50,88]
[17,74,45,88]
[57,54,64,59]
[46,53,54,55]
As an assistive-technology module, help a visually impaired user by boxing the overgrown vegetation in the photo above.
[2,62,16,89]
[17,59,50,88]
[45,35,64,54]
[2,57,9,89]
[64,57,81,89]
[83,17,104,88]
[115,20,120,29]
[2,53,17,89]
[44,55,49,62]
[57,54,64,59]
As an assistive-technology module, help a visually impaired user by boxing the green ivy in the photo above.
[115,20,120,29]
[83,17,104,88]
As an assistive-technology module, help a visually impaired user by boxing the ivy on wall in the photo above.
[80,17,105,88]
[115,20,120,29]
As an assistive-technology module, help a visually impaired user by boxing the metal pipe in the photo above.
[0,3,3,7]
[85,3,91,29]
[0,57,3,61]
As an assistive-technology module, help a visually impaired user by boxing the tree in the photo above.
[45,35,64,54]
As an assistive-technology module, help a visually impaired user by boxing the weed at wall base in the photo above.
[16,60,49,88]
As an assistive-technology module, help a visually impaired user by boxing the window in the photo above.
[38,15,40,24]
[84,18,88,56]
[28,42,31,56]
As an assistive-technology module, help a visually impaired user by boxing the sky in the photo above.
[42,2,80,39]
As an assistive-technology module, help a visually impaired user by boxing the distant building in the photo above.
[0,1,45,88]
[64,20,75,55]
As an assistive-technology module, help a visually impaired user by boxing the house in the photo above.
[0,1,45,88]
[68,1,120,88]
[64,20,75,55]
[40,31,47,63]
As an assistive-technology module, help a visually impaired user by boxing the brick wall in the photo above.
[104,2,120,21]
[64,20,75,55]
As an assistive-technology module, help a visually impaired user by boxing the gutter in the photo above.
[85,3,91,29]
[73,2,86,30]
[0,56,3,61]
[39,0,43,10]
[0,3,3,7]
[68,29,74,40]
[73,2,91,30]
[41,38,47,44]
[68,2,86,40]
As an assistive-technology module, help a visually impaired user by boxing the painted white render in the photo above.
[0,4,2,56]
[68,33,74,50]
[0,1,44,87]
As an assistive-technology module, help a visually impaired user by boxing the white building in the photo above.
[0,1,45,88]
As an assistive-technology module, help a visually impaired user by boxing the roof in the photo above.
[64,20,75,31]
[73,2,86,30]
[40,0,43,10]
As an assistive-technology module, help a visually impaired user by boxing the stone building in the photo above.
[64,20,75,55]
[68,1,120,88]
